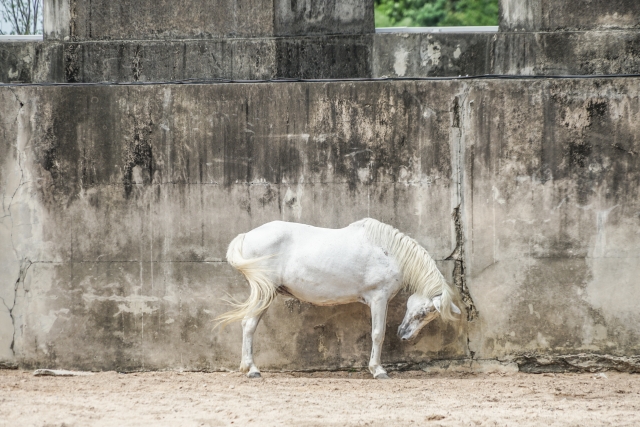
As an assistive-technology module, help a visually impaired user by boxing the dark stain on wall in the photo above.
[566,140,592,169]
[544,82,640,206]
[65,44,81,83]
[275,35,372,79]
[123,119,154,197]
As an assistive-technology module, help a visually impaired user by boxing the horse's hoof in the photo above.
[375,373,390,380]
[247,372,261,379]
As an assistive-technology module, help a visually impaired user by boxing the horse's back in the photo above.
[237,220,402,304]
[242,220,363,259]
[241,220,310,259]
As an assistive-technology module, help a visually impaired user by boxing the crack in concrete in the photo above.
[448,93,478,328]
[0,259,33,357]
[447,205,478,323]
[7,97,28,262]
[1,86,32,360]
[7,87,24,109]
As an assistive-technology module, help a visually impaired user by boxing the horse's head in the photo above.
[397,294,461,341]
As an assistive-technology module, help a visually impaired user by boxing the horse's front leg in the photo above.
[368,296,390,380]
[239,312,264,378]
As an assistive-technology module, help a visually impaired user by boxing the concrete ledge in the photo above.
[1,35,373,83]
[0,35,43,41]
[0,42,64,83]
[376,26,498,34]
[373,32,492,78]
[275,35,372,79]
[373,30,640,78]
[64,39,278,83]
[3,29,639,83]
[493,30,640,75]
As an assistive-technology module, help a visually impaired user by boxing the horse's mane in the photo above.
[359,218,461,322]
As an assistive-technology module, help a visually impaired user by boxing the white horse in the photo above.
[217,218,462,379]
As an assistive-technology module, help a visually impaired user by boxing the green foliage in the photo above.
[374,0,499,28]
[0,0,42,35]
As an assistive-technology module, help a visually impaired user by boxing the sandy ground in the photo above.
[0,369,639,427]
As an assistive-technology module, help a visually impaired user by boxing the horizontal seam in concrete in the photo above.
[474,255,640,260]
[50,34,372,44]
[24,259,456,264]
[3,74,640,88]
[497,29,640,35]
[22,260,228,264]
[62,181,449,187]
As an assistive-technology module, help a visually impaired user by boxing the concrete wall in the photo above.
[500,0,640,32]
[1,0,639,373]
[43,0,373,41]
[1,78,639,372]
[4,29,639,84]
[461,78,640,368]
[0,42,64,84]
[375,0,640,78]
[0,81,461,371]
[373,30,640,78]
[0,36,374,83]
[2,0,637,83]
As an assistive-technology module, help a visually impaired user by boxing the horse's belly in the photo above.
[278,228,401,305]
[280,270,368,305]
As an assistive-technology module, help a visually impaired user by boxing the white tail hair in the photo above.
[360,218,461,322]
[215,234,278,328]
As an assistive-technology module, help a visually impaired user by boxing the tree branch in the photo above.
[0,0,42,35]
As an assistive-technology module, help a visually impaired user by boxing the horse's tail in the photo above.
[214,233,278,328]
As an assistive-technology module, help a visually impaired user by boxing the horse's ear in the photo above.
[433,296,461,315]
[433,296,441,313]
[451,303,461,315]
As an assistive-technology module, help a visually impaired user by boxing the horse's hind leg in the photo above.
[368,296,390,380]
[240,312,264,378]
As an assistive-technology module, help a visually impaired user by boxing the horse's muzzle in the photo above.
[397,325,411,341]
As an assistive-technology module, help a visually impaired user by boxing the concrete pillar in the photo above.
[44,0,374,41]
[500,0,640,32]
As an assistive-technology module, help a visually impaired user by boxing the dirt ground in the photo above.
[0,369,639,427]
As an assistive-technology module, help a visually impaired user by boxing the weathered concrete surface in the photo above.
[44,0,274,40]
[373,33,493,78]
[5,29,640,84]
[1,36,373,83]
[492,31,640,75]
[275,35,373,79]
[0,0,626,84]
[273,0,374,37]
[460,78,640,361]
[1,78,639,372]
[373,31,640,78]
[64,39,279,83]
[500,0,640,32]
[43,0,373,41]
[0,42,64,84]
[0,81,463,371]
